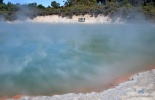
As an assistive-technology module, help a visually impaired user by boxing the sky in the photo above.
[4,0,65,7]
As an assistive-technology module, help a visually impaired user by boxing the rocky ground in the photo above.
[8,69,155,100]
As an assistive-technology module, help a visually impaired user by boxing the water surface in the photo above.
[0,23,155,96]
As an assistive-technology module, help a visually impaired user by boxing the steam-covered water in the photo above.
[0,23,155,97]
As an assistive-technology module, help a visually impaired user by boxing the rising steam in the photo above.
[0,22,155,96]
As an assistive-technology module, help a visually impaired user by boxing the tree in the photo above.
[0,0,3,4]
[64,0,96,6]
[51,1,60,8]
[97,0,106,4]
[37,4,45,9]
[28,2,37,7]
[0,3,6,10]
[153,0,155,6]
[78,0,96,5]
[64,0,74,7]
[6,2,16,11]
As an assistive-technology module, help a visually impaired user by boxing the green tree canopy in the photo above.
[64,0,97,7]
[37,4,45,9]
[51,1,60,8]
[28,2,37,7]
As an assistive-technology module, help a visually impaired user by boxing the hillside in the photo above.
[0,0,155,21]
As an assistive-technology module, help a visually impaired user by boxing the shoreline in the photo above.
[10,14,125,24]
[17,68,155,100]
[5,14,153,25]
[26,14,112,24]
[3,66,155,100]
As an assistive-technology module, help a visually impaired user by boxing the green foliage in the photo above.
[0,3,7,10]
[37,4,45,9]
[64,0,76,7]
[51,1,60,8]
[142,2,155,20]
[28,2,37,7]
[64,0,97,7]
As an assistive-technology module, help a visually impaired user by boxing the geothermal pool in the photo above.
[0,23,155,97]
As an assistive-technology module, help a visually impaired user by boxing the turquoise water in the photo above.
[0,23,155,96]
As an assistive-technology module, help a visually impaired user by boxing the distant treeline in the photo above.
[0,0,155,21]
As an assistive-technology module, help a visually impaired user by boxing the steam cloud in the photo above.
[0,22,155,96]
